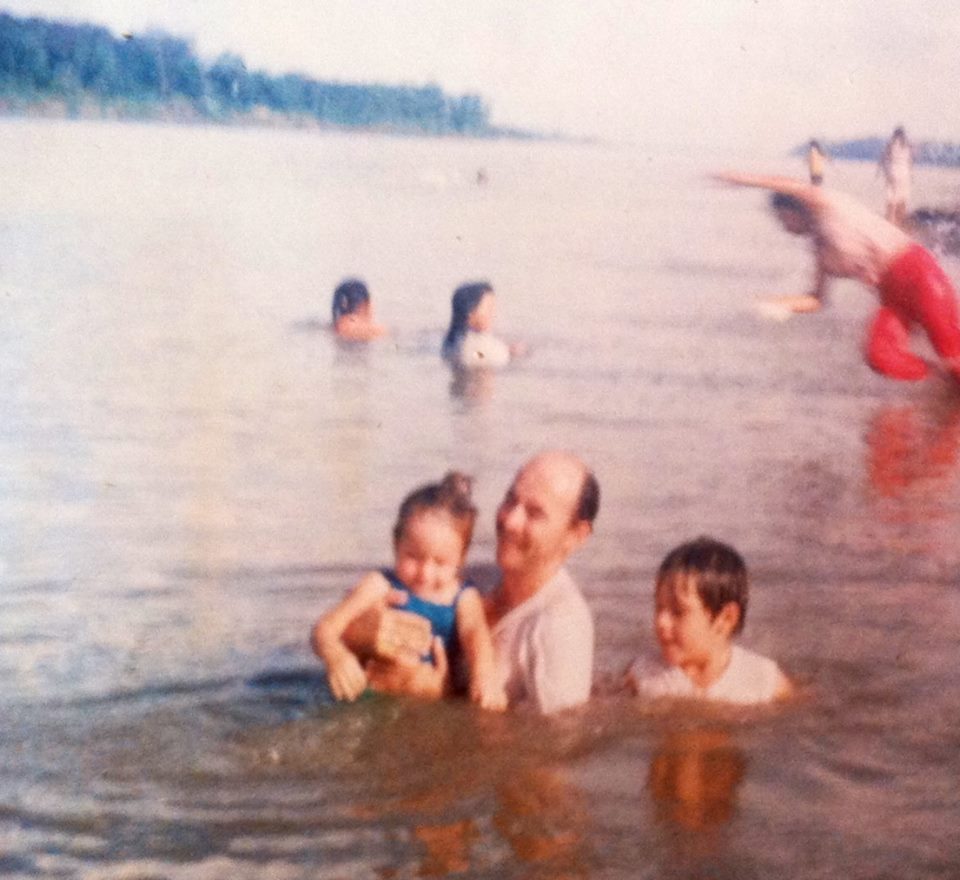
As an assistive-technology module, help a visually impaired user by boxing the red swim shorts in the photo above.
[865,244,960,380]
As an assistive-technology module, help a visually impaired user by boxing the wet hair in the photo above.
[892,126,906,142]
[331,278,370,323]
[392,471,478,555]
[442,281,494,356]
[808,139,822,151]
[573,469,601,526]
[657,537,748,634]
[770,191,811,220]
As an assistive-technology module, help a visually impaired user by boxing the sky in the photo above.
[4,0,960,152]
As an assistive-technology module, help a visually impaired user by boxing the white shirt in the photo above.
[491,567,594,714]
[451,330,512,369]
[629,644,783,706]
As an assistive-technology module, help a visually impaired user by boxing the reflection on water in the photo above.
[866,398,960,502]
[448,364,497,404]
[863,393,960,552]
[647,727,746,835]
[343,702,590,877]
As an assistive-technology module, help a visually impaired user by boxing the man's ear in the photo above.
[564,519,593,555]
[715,602,741,636]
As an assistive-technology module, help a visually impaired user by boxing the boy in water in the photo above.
[626,537,792,705]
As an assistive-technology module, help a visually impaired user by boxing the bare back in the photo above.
[813,189,912,286]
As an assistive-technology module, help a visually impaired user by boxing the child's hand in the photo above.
[470,670,508,712]
[326,649,368,702]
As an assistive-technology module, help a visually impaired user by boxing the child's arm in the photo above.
[456,588,507,712]
[310,571,390,702]
[772,667,794,701]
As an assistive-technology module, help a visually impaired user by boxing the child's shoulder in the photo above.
[712,644,787,704]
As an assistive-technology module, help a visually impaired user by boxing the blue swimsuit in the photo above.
[380,569,463,663]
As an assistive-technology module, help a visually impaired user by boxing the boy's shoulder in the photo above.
[710,645,784,705]
[628,645,785,706]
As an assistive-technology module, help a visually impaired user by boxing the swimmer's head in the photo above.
[770,192,814,236]
[808,139,822,151]
[892,126,906,143]
[656,537,748,636]
[331,278,371,323]
[444,281,494,349]
[392,471,478,562]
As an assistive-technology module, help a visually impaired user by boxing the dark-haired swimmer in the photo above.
[441,281,523,368]
[331,278,387,341]
[715,171,960,383]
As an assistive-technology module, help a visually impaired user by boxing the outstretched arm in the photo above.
[712,171,827,211]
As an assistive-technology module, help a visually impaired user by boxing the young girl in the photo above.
[311,472,507,710]
[331,277,387,341]
[441,281,520,368]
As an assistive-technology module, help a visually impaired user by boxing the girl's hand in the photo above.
[326,649,368,702]
[470,670,508,712]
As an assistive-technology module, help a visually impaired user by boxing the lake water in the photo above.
[1,118,959,878]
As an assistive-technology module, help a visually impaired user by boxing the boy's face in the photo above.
[654,575,731,670]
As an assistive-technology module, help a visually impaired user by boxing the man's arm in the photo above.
[342,590,433,664]
[712,171,828,215]
[364,636,449,700]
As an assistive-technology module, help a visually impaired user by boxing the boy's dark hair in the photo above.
[332,278,370,322]
[393,471,478,554]
[657,536,748,634]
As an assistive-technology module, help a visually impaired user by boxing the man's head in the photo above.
[495,450,599,585]
[770,192,814,237]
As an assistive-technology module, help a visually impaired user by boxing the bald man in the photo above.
[348,451,600,714]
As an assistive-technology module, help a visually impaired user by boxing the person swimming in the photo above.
[441,281,518,368]
[331,278,387,341]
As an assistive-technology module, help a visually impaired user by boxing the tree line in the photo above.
[0,11,493,135]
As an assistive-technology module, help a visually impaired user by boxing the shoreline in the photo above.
[0,96,546,142]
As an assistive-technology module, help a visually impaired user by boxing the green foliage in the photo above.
[0,10,493,135]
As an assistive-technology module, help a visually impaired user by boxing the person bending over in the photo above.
[716,171,960,383]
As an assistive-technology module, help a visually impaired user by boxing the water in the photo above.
[1,118,959,878]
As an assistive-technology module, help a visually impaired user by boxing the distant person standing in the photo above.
[806,140,827,186]
[880,126,913,227]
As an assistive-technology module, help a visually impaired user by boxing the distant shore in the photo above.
[0,96,541,140]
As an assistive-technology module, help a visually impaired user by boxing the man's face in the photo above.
[495,456,585,577]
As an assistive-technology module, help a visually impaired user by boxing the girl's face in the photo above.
[468,292,496,332]
[394,509,465,600]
